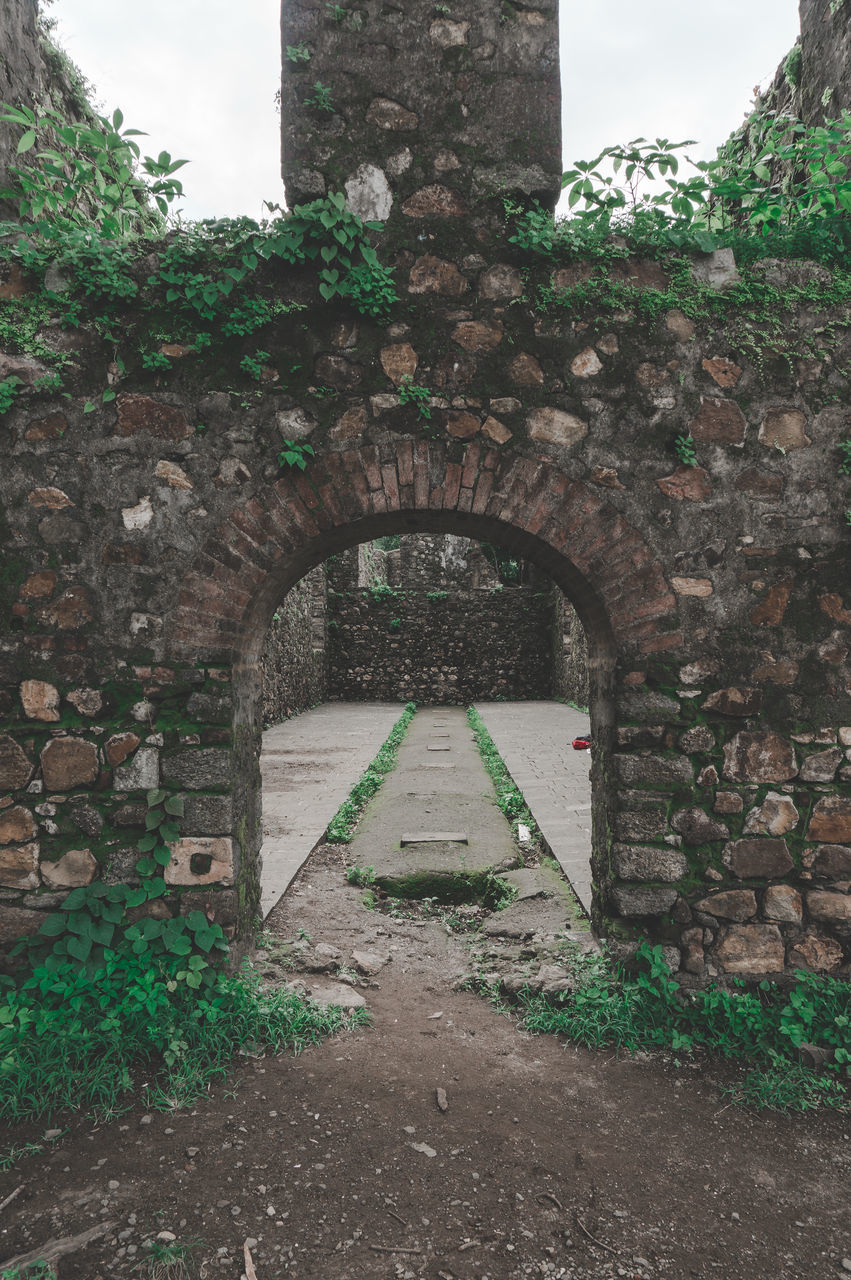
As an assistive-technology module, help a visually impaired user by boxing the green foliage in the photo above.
[327,702,416,842]
[837,439,851,474]
[345,864,376,888]
[783,44,803,91]
[240,349,271,381]
[1,1265,55,1280]
[467,707,538,840]
[277,440,315,471]
[674,433,698,467]
[426,590,448,601]
[325,2,347,19]
[0,947,366,1122]
[366,582,399,602]
[398,376,432,420]
[388,616,401,632]
[481,542,521,584]
[286,43,311,63]
[0,102,187,237]
[304,81,334,112]
[518,943,851,1112]
[0,376,22,415]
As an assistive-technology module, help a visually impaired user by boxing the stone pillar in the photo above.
[280,0,561,228]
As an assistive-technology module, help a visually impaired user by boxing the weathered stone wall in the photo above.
[799,0,851,123]
[327,582,555,704]
[0,0,849,980]
[0,0,40,219]
[260,565,326,726]
[554,594,590,711]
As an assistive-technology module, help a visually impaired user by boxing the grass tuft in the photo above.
[327,702,416,843]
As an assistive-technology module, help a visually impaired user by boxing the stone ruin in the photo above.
[0,0,849,978]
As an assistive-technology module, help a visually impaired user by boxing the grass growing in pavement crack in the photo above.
[466,706,539,844]
[327,701,416,844]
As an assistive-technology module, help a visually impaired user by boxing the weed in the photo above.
[517,941,851,1112]
[345,864,376,888]
[398,375,432,420]
[838,439,851,474]
[327,703,416,842]
[426,590,448,601]
[673,433,698,467]
[304,81,334,112]
[367,582,399,603]
[278,440,315,471]
[466,706,539,841]
[388,616,401,632]
[240,349,271,381]
[1,1264,55,1280]
[325,2,347,18]
[286,43,311,63]
[0,376,22,414]
[0,1140,44,1171]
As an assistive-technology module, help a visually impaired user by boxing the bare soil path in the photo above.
[0,706,849,1280]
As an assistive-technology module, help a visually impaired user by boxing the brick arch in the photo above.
[169,439,680,667]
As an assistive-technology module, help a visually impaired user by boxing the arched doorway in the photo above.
[169,439,680,942]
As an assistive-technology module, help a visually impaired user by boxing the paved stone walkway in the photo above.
[474,700,593,913]
[259,701,403,916]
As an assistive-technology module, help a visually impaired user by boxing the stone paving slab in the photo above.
[474,701,593,914]
[259,702,403,916]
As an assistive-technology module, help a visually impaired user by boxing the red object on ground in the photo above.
[572,738,590,750]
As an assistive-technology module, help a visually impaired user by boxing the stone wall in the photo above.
[327,582,555,704]
[553,594,590,711]
[260,566,327,726]
[0,0,849,979]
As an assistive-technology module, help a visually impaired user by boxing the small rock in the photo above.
[410,1142,437,1157]
[435,1088,448,1112]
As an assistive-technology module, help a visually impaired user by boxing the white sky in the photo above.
[44,0,801,222]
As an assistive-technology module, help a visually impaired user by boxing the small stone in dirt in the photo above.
[410,1142,437,1157]
[157,1231,176,1242]
[44,1128,62,1140]
[352,949,390,975]
[842,1259,851,1273]
[436,1088,449,1112]
[186,1147,199,1158]
[403,1125,416,1135]
[427,1011,443,1019]
[139,1115,153,1126]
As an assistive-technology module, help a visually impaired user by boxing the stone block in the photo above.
[180,793,234,836]
[787,932,843,973]
[66,688,103,716]
[806,844,851,879]
[0,736,34,790]
[164,837,234,886]
[702,687,762,717]
[0,842,39,890]
[671,807,729,844]
[612,844,687,881]
[807,797,851,843]
[722,732,797,783]
[690,248,740,290]
[799,747,843,783]
[105,732,141,767]
[115,394,191,440]
[693,890,758,922]
[656,468,713,503]
[758,409,810,451]
[807,891,851,927]
[614,811,668,842]
[479,264,522,300]
[451,319,503,351]
[526,407,587,448]
[40,737,99,791]
[0,904,46,946]
[177,888,239,929]
[380,343,418,386]
[570,347,602,378]
[0,806,36,845]
[41,848,98,889]
[743,792,799,837]
[615,754,693,789]
[749,581,793,627]
[20,679,60,722]
[610,884,678,916]
[723,838,794,879]
[763,884,802,925]
[113,747,160,792]
[186,692,233,725]
[688,397,746,445]
[162,749,232,790]
[714,924,784,974]
[408,255,468,296]
[679,726,715,753]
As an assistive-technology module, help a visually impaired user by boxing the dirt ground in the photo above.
[1,836,850,1280]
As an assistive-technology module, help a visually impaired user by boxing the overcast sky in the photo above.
[45,0,801,222]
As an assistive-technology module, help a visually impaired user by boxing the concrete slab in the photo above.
[474,702,593,915]
[401,831,468,845]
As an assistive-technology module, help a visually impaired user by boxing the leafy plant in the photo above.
[138,1236,201,1280]
[674,433,698,467]
[286,43,311,63]
[367,582,398,602]
[426,590,448,601]
[304,81,334,112]
[240,349,271,381]
[388,616,401,632]
[325,2,347,18]
[0,102,187,237]
[0,376,22,415]
[345,864,376,888]
[838,439,851,474]
[398,376,432,420]
[327,703,416,842]
[277,440,315,471]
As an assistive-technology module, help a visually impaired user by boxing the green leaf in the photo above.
[159,821,180,842]
[16,128,36,154]
[102,389,116,403]
[185,910,210,933]
[146,788,167,807]
[135,856,156,877]
[137,833,158,852]
[38,913,68,937]
[153,846,172,867]
[164,795,185,816]
[83,401,96,414]
[67,934,92,962]
[124,887,147,908]
[145,808,165,830]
